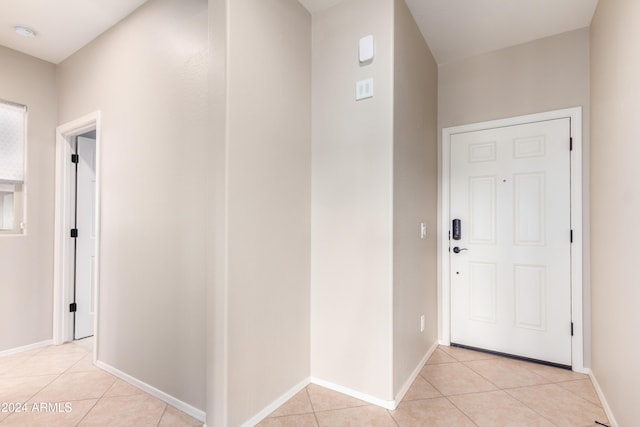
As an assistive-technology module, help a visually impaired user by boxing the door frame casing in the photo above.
[439,107,584,372]
[53,112,101,361]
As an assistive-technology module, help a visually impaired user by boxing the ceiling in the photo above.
[0,0,149,64]
[299,0,598,64]
[0,0,598,65]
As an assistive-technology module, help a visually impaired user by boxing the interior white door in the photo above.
[450,118,572,366]
[74,136,96,340]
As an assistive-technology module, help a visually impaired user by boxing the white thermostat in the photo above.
[359,35,374,63]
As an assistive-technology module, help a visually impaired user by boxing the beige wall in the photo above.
[217,1,312,425]
[207,0,227,424]
[57,0,208,410]
[311,0,395,401]
[439,28,590,129]
[590,1,640,425]
[0,47,57,352]
[438,28,592,366]
[392,0,438,395]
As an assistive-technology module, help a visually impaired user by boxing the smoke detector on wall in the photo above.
[14,26,37,38]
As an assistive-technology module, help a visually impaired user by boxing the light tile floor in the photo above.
[0,338,202,426]
[259,345,610,427]
[1,341,610,426]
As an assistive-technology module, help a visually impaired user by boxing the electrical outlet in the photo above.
[420,315,425,332]
[420,222,427,239]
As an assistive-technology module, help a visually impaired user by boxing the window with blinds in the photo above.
[0,100,27,233]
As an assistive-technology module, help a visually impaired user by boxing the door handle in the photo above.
[452,246,468,254]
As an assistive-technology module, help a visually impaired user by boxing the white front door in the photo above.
[74,136,96,339]
[450,118,572,366]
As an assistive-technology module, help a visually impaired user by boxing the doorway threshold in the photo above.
[450,342,572,370]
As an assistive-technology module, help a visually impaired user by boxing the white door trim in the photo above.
[439,107,584,372]
[53,112,101,362]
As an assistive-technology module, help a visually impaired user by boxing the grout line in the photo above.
[102,379,119,398]
[424,361,459,366]
[312,404,371,414]
[73,337,101,426]
[425,361,502,397]
[305,386,321,427]
[457,361,501,390]
[556,384,608,410]
[265,412,316,420]
[387,408,400,427]
[21,356,68,406]
[74,397,101,426]
[305,385,317,412]
[502,386,558,425]
[444,395,481,427]
[437,347,461,362]
[156,403,169,427]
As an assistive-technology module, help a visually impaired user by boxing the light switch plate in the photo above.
[356,78,374,101]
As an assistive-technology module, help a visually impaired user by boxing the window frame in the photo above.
[0,99,28,235]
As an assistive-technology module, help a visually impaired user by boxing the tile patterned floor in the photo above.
[259,346,610,427]
[0,338,202,426]
[1,341,610,426]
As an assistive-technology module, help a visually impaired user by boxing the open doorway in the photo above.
[72,131,97,339]
[53,112,101,358]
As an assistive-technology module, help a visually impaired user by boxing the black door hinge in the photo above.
[70,228,78,238]
[70,303,77,313]
[571,322,574,336]
[71,154,79,164]
[570,229,573,243]
[570,137,573,151]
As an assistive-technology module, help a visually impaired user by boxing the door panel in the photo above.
[74,136,96,340]
[450,118,571,366]
[469,176,496,244]
[469,262,496,323]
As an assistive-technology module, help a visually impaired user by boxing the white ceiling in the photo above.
[298,0,345,13]
[0,0,149,64]
[299,0,598,64]
[0,0,598,65]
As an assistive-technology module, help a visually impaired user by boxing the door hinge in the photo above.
[70,228,78,238]
[571,322,574,336]
[570,229,573,243]
[70,303,77,313]
[71,154,79,164]
[570,137,573,151]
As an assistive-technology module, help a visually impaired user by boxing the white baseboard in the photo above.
[588,370,618,427]
[573,366,590,375]
[95,360,206,422]
[394,341,439,405]
[240,377,310,427]
[310,340,439,413]
[240,342,438,425]
[309,377,395,410]
[0,340,53,358]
